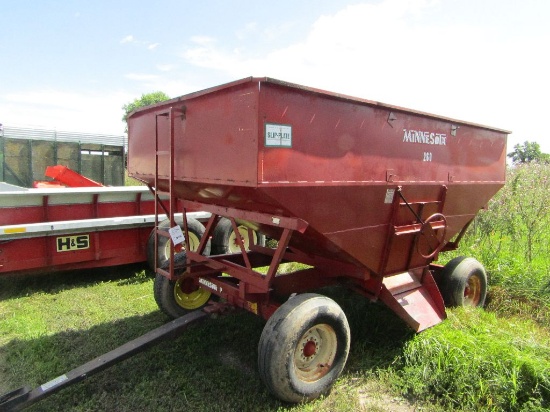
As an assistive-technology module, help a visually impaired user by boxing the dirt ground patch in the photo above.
[356,380,435,412]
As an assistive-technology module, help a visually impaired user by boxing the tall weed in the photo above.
[448,162,550,301]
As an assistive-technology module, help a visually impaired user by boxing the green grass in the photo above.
[395,307,550,411]
[1,266,549,411]
[0,268,426,411]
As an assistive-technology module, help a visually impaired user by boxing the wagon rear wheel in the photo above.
[212,217,265,254]
[440,256,487,307]
[258,294,350,403]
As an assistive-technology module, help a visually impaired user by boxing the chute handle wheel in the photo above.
[418,213,448,259]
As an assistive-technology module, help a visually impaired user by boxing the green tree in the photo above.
[122,91,170,132]
[507,141,550,164]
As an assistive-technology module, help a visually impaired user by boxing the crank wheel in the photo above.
[417,213,448,259]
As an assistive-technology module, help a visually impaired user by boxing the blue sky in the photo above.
[1,0,549,153]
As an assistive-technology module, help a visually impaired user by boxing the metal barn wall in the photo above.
[0,125,126,187]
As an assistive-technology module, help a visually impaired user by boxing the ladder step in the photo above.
[394,221,445,236]
[400,200,442,206]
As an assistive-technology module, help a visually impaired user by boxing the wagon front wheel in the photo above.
[153,255,213,319]
[146,216,211,270]
[258,293,350,403]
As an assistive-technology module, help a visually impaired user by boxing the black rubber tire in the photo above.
[258,293,350,403]
[146,216,211,270]
[440,256,488,307]
[153,252,213,319]
[212,217,265,255]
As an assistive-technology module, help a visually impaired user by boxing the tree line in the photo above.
[508,141,550,164]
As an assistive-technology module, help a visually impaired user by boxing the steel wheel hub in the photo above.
[464,275,482,305]
[294,324,337,382]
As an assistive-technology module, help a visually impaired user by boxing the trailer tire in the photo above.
[212,218,265,255]
[154,252,213,319]
[147,216,211,270]
[441,256,487,307]
[258,293,350,403]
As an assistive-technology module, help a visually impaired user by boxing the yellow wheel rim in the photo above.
[173,278,211,310]
[162,231,201,259]
[186,232,200,251]
[228,226,257,253]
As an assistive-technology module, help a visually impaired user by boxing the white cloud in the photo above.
[122,73,194,98]
[3,0,547,152]
[190,35,217,46]
[236,22,258,40]
[180,0,550,152]
[124,73,160,81]
[183,1,444,82]
[1,89,134,135]
[262,20,298,42]
[120,35,134,44]
[156,64,176,72]
[120,35,160,51]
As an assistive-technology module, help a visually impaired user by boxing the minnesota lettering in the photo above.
[403,129,447,146]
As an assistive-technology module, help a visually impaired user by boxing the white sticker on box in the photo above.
[169,225,185,245]
[265,123,292,147]
[384,189,395,204]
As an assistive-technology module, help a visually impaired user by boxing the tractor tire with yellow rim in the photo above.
[153,252,214,319]
[212,217,265,255]
[147,216,211,270]
[150,217,213,319]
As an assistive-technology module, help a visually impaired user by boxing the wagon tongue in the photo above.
[379,271,446,332]
[0,310,210,411]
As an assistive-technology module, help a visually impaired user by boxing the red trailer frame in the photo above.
[127,78,508,402]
